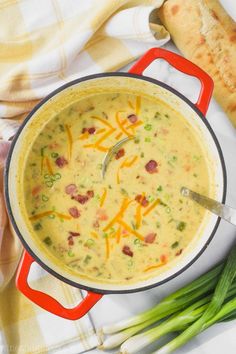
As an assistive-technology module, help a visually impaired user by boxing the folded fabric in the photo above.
[0,0,169,127]
[0,1,169,353]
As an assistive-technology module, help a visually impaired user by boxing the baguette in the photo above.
[159,0,236,127]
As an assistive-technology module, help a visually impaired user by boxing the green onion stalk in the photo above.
[102,262,224,336]
[120,280,236,354]
[151,243,236,354]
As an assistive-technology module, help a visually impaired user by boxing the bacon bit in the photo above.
[82,127,96,135]
[65,184,77,195]
[55,156,68,168]
[69,231,80,237]
[122,245,133,257]
[93,220,100,228]
[145,233,157,244]
[135,194,149,207]
[127,114,138,124]
[68,236,74,246]
[68,207,80,218]
[86,190,94,199]
[176,249,183,256]
[96,208,108,221]
[145,160,158,174]
[160,254,167,263]
[32,185,42,197]
[73,194,89,204]
[115,148,125,160]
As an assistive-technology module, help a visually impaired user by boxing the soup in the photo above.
[22,92,210,284]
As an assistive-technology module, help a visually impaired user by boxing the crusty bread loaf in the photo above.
[159,0,236,127]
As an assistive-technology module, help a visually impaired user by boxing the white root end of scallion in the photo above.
[120,334,151,354]
[99,331,134,350]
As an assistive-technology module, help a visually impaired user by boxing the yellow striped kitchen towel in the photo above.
[0,1,169,353]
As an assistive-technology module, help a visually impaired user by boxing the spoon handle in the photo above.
[181,187,236,226]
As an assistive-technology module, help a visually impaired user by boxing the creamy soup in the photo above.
[23,92,210,284]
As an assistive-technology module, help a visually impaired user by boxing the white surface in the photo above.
[87,38,236,354]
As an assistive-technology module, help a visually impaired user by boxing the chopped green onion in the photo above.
[34,223,42,231]
[43,236,52,246]
[68,250,75,257]
[140,152,144,158]
[45,180,53,187]
[145,137,151,143]
[54,173,61,180]
[156,222,161,228]
[165,206,171,214]
[42,194,49,202]
[144,124,152,131]
[134,239,141,245]
[84,255,92,264]
[177,221,186,231]
[171,241,179,249]
[134,137,140,144]
[157,185,163,192]
[51,152,59,158]
[85,239,95,248]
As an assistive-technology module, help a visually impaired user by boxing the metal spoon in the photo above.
[101,136,134,179]
[181,187,236,226]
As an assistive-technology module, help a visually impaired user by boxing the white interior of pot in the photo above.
[7,75,225,292]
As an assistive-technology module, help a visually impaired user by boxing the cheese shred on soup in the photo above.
[23,92,210,284]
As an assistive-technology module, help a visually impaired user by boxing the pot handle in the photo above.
[128,48,214,116]
[16,251,103,320]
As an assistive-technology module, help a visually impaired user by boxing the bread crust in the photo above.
[159,0,236,127]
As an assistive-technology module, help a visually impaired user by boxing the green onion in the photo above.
[101,244,236,353]
[43,237,52,246]
[157,185,163,192]
[68,250,75,257]
[84,255,92,264]
[140,152,144,158]
[145,137,151,143]
[45,180,53,187]
[42,194,49,202]
[171,241,179,249]
[102,262,224,334]
[152,243,236,354]
[144,124,152,131]
[34,223,42,230]
[54,173,61,180]
[85,239,95,248]
[177,221,186,231]
[51,152,59,158]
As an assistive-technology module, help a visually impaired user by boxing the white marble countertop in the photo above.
[87,34,236,354]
